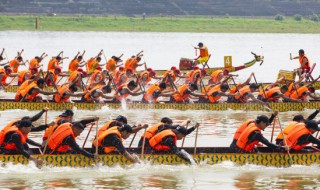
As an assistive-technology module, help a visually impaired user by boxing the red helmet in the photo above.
[223,68,230,75]
[126,68,133,73]
[55,67,62,73]
[77,68,83,72]
[147,68,153,72]
[193,66,199,70]
[95,66,102,71]
[5,68,12,74]
[171,66,177,70]
[174,69,180,74]
[150,70,156,76]
[81,71,88,77]
[119,66,124,71]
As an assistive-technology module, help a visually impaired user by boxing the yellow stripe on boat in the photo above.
[1,152,319,167]
[0,101,319,111]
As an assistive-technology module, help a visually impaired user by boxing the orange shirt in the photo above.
[29,58,39,70]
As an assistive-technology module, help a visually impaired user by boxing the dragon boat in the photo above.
[0,147,319,167]
[0,99,319,111]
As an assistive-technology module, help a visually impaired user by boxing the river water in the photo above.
[0,32,320,189]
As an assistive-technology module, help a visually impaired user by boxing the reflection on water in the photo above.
[0,109,319,189]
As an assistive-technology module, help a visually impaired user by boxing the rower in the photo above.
[0,66,17,89]
[46,121,98,160]
[88,66,104,89]
[17,68,38,85]
[18,78,59,102]
[291,49,310,79]
[0,120,43,167]
[142,82,177,103]
[45,67,68,87]
[258,85,300,102]
[149,123,200,164]
[285,120,320,151]
[68,51,86,73]
[115,68,133,86]
[227,83,265,103]
[92,124,140,163]
[275,108,320,145]
[208,68,230,85]
[230,111,277,149]
[128,56,145,72]
[162,68,181,85]
[67,68,87,87]
[289,84,320,101]
[193,42,209,66]
[81,84,113,103]
[113,66,124,83]
[9,56,26,73]
[124,51,143,71]
[170,83,204,103]
[199,83,234,103]
[234,115,285,153]
[86,55,104,74]
[113,81,144,103]
[138,69,159,87]
[29,54,45,70]
[53,83,84,103]
[184,66,206,86]
[227,73,254,101]
[106,56,122,73]
[47,51,63,71]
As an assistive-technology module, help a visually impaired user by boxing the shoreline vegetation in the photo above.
[0,15,320,33]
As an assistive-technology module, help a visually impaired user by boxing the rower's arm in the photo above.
[65,136,94,158]
[11,133,31,158]
[248,93,265,104]
[308,92,320,100]
[30,109,46,122]
[190,91,205,97]
[250,132,283,150]
[78,118,96,126]
[279,94,300,102]
[125,88,144,96]
[38,89,58,96]
[78,61,86,67]
[0,62,8,66]
[307,109,320,120]
[31,124,49,132]
[65,92,85,97]
[26,138,42,147]
[165,137,192,163]
[123,151,139,163]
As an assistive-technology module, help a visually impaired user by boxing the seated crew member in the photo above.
[285,120,320,151]
[53,83,84,103]
[257,85,300,102]
[230,111,278,149]
[198,83,234,103]
[45,67,69,87]
[9,56,27,73]
[47,52,63,71]
[227,83,265,104]
[275,108,320,145]
[17,68,38,85]
[234,115,285,153]
[227,73,254,101]
[106,56,122,73]
[0,66,17,89]
[68,51,86,73]
[92,124,140,163]
[113,81,144,103]
[138,69,160,87]
[46,122,98,159]
[193,42,209,66]
[87,56,104,74]
[141,82,177,103]
[0,120,43,167]
[124,51,143,70]
[18,78,59,102]
[291,49,310,79]
[149,124,200,164]
[208,68,230,85]
[162,68,181,85]
[81,84,113,103]
[128,56,145,72]
[169,83,204,103]
[184,67,206,86]
[29,53,46,70]
[289,84,320,101]
[67,68,88,88]
[115,68,134,86]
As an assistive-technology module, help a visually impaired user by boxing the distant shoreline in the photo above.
[0,15,319,33]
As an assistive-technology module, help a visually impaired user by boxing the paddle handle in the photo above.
[95,121,99,155]
[181,124,189,147]
[270,117,276,143]
[82,123,94,149]
[140,128,147,160]
[277,116,293,164]
[193,126,199,156]
[42,125,54,156]
[129,132,137,148]
[45,110,48,125]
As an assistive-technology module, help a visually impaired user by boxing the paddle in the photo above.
[252,74,272,111]
[106,72,117,91]
[181,123,189,148]
[140,128,147,160]
[193,124,199,156]
[95,120,99,155]
[82,123,94,149]
[129,132,137,148]
[277,115,294,164]
[270,117,276,143]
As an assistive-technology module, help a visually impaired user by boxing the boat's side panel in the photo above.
[1,153,320,167]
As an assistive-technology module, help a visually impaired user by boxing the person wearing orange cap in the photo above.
[193,42,209,66]
[68,51,86,73]
[0,66,18,89]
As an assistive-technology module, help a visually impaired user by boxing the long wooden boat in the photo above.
[0,147,319,167]
[0,99,319,111]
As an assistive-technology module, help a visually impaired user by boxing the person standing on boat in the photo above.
[193,42,209,66]
[18,78,59,102]
[92,124,141,164]
[230,111,278,149]
[275,108,320,145]
[234,115,285,153]
[291,49,310,79]
[284,120,320,151]
[149,123,200,164]
[46,121,99,160]
[0,120,43,167]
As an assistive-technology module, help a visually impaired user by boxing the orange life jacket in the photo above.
[46,70,58,86]
[299,55,310,69]
[0,126,27,151]
[200,46,209,57]
[284,82,294,97]
[114,83,130,101]
[186,69,201,84]
[229,83,241,94]
[234,85,251,102]
[141,123,164,140]
[115,71,127,86]
[15,80,34,101]
[205,84,222,103]
[210,70,223,83]
[0,68,8,85]
[47,123,76,153]
[172,84,190,102]
[263,87,281,101]
[163,70,176,85]
[83,85,102,102]
[93,127,122,154]
[97,120,116,136]
[106,58,117,72]
[149,129,177,151]
[42,118,63,140]
[129,58,139,71]
[90,70,102,84]
[286,123,312,151]
[236,123,261,152]
[54,85,72,103]
[48,58,59,71]
[86,58,98,73]
[124,58,133,70]
[20,82,39,101]
[143,84,161,103]
[68,71,80,82]
[29,58,39,70]
[276,121,298,141]
[233,119,255,140]
[290,86,308,100]
[18,70,31,85]
[139,71,151,84]
[9,59,20,73]
[68,59,80,72]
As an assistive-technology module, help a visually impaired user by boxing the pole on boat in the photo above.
[270,117,276,143]
[140,128,147,160]
[82,123,94,149]
[252,73,272,111]
[44,109,48,125]
[277,115,293,164]
[42,124,54,157]
[193,123,199,156]
[129,132,137,148]
[95,120,99,155]
[181,123,189,148]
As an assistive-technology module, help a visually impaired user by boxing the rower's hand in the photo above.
[142,124,148,129]
[187,119,191,125]
[93,153,99,160]
[48,121,55,127]
[273,110,279,117]
[195,122,200,128]
[94,116,100,121]
[317,107,320,112]
[43,107,49,112]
